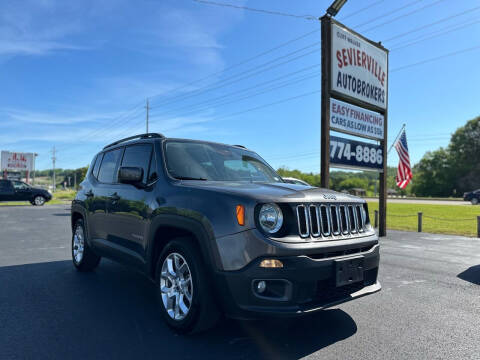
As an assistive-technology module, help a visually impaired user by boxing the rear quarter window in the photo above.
[92,154,103,179]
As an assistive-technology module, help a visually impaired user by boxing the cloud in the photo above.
[0,108,122,125]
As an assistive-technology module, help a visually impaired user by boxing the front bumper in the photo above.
[215,243,380,319]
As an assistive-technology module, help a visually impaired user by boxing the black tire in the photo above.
[155,238,220,334]
[33,195,46,206]
[72,219,101,271]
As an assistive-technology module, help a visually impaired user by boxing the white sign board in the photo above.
[330,98,384,140]
[1,151,34,171]
[331,23,388,109]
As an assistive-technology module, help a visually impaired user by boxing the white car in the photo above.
[282,177,311,186]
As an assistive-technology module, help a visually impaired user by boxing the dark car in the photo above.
[0,179,52,205]
[463,189,480,205]
[71,133,380,333]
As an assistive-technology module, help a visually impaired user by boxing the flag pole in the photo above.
[387,123,406,155]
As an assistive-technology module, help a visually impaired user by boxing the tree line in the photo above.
[278,116,480,197]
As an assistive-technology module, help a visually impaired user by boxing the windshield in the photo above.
[164,140,283,183]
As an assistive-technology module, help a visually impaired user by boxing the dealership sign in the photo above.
[330,98,384,140]
[329,135,383,172]
[1,151,34,171]
[331,23,388,110]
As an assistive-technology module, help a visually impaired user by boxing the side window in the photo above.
[13,181,29,190]
[92,154,103,179]
[97,148,123,183]
[121,144,153,183]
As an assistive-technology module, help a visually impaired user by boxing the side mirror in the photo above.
[118,166,143,185]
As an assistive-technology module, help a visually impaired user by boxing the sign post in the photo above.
[320,15,389,236]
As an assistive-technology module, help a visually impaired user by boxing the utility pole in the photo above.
[145,98,150,134]
[74,172,77,190]
[51,146,56,193]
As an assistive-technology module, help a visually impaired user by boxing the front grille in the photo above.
[295,203,371,239]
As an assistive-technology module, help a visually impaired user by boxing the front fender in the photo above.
[146,211,223,277]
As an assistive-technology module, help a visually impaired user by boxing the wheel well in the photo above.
[71,212,83,229]
[150,226,202,278]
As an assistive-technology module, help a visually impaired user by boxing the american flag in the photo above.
[394,130,412,189]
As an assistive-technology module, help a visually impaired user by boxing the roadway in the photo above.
[0,205,479,359]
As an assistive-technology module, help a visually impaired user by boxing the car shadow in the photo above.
[0,260,357,360]
[457,265,480,285]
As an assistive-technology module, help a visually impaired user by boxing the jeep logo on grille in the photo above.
[323,194,337,200]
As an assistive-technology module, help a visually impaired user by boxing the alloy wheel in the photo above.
[73,225,85,264]
[160,252,193,321]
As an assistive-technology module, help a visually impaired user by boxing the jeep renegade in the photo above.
[71,133,381,333]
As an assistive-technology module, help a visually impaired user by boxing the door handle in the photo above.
[85,190,94,198]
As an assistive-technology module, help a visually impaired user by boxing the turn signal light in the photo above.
[259,259,283,268]
[236,205,245,226]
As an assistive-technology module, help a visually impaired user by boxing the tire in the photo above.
[471,198,479,205]
[155,238,220,334]
[33,196,46,206]
[72,219,101,271]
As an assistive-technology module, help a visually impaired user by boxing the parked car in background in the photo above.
[71,133,380,333]
[0,179,52,205]
[463,189,480,204]
[282,177,311,186]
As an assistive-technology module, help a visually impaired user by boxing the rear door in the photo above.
[106,143,156,266]
[0,180,15,201]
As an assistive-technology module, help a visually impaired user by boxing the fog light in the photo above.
[257,280,266,293]
[259,259,283,268]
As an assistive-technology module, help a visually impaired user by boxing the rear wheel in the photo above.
[155,238,220,333]
[33,196,46,206]
[72,219,101,271]
[471,198,478,205]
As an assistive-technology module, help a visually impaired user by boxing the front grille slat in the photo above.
[296,203,371,239]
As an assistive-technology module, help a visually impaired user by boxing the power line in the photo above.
[391,44,480,73]
[383,5,480,43]
[150,71,321,122]
[353,0,426,28]
[149,63,320,117]
[390,18,480,51]
[362,0,447,33]
[192,0,317,21]
[340,0,385,21]
[149,43,320,109]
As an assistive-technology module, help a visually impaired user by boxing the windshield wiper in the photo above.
[174,176,208,181]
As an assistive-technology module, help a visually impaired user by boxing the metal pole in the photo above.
[52,146,56,193]
[374,210,379,228]
[387,123,406,155]
[320,16,331,188]
[379,48,389,237]
[418,212,423,232]
[146,98,150,134]
[477,216,480,238]
[74,172,77,190]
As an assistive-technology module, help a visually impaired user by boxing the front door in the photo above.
[105,143,155,266]
[12,181,33,201]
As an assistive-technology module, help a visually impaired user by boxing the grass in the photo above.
[0,190,76,206]
[367,202,480,237]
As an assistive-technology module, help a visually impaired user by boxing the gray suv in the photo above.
[71,133,380,333]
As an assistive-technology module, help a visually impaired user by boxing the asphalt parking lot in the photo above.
[0,204,479,360]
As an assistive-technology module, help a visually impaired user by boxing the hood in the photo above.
[179,181,363,203]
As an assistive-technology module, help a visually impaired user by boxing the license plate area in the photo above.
[335,256,364,287]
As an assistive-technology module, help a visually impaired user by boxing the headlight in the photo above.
[258,203,283,234]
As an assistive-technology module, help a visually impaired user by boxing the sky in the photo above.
[1,0,480,172]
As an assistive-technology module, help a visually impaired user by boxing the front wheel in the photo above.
[33,196,46,206]
[471,198,479,205]
[155,238,220,333]
[72,219,101,271]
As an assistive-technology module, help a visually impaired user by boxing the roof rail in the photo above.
[103,133,165,149]
[232,144,246,149]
